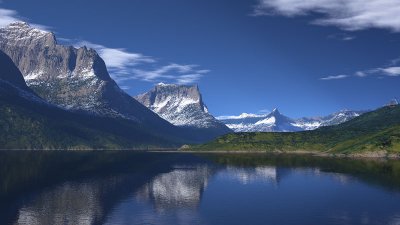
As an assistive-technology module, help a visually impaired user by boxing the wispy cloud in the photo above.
[73,40,155,76]
[132,63,209,85]
[253,0,400,32]
[356,67,400,77]
[327,33,355,41]
[322,57,400,81]
[119,85,131,90]
[320,74,348,80]
[58,39,209,85]
[68,40,210,85]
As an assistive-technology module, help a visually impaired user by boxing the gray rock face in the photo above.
[0,22,176,130]
[135,83,229,129]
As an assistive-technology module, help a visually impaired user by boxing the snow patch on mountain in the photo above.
[255,116,276,126]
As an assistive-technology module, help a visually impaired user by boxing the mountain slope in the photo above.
[189,105,400,154]
[0,21,187,142]
[0,50,176,149]
[218,109,364,132]
[135,83,232,141]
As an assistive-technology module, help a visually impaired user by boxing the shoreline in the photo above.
[152,149,400,159]
[1,149,399,159]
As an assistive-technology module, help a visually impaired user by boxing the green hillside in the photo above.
[189,105,400,154]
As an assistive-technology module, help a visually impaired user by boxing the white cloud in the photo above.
[320,74,348,80]
[254,0,400,32]
[381,66,400,76]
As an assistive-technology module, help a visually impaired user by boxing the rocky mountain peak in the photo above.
[135,84,229,131]
[140,83,207,113]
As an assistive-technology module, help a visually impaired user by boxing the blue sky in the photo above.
[1,0,400,118]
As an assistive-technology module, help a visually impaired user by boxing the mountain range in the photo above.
[0,21,229,145]
[218,108,366,132]
[0,49,179,149]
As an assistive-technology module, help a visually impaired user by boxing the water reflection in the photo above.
[136,164,214,210]
[16,181,104,225]
[1,152,400,225]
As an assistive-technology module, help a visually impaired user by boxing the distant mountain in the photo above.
[0,21,191,142]
[0,50,177,149]
[135,83,232,141]
[190,105,400,154]
[218,108,365,132]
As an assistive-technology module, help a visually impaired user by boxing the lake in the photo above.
[0,151,400,225]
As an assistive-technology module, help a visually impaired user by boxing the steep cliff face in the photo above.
[136,83,209,127]
[0,22,110,110]
[135,83,232,139]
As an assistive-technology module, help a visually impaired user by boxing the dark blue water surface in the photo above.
[0,151,399,225]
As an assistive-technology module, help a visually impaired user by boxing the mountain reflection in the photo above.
[136,164,215,211]
[224,166,279,184]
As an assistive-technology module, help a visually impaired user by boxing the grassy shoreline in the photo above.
[147,149,400,159]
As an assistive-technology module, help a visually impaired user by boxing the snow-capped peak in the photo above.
[6,21,30,28]
[3,21,51,38]
[0,21,56,47]
[156,82,174,87]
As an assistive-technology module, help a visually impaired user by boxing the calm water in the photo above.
[0,152,400,225]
